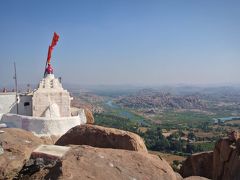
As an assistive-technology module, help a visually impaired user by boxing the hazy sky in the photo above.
[0,0,240,87]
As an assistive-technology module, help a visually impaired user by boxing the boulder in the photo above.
[84,108,94,124]
[213,138,240,180]
[180,137,240,180]
[0,128,43,179]
[55,124,148,153]
[180,151,213,179]
[18,145,177,180]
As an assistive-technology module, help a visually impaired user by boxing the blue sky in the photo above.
[0,0,240,87]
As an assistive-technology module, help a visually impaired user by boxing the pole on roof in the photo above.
[13,62,19,114]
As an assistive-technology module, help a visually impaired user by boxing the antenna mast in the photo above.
[13,62,19,114]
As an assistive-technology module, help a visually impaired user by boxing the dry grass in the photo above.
[225,120,240,124]
[149,151,186,165]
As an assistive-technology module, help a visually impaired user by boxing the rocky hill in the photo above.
[19,145,177,180]
[0,125,210,180]
[116,89,206,110]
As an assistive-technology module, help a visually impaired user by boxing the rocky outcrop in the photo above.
[213,138,240,180]
[0,127,190,179]
[84,108,95,124]
[180,137,240,180]
[17,145,178,180]
[0,128,43,179]
[180,151,213,179]
[55,124,148,153]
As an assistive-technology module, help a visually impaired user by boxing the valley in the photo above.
[70,86,240,166]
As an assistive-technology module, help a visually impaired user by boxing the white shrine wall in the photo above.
[1,109,87,136]
[18,95,32,116]
[0,93,16,114]
[32,74,71,117]
[0,93,32,116]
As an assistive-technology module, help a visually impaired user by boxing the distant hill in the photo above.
[116,89,206,110]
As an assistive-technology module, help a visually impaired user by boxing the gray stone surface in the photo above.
[31,145,70,160]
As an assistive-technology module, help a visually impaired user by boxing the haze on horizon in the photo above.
[0,0,240,87]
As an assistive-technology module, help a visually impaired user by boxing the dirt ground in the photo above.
[149,151,186,165]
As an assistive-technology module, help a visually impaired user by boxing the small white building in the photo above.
[32,74,71,118]
[0,72,86,136]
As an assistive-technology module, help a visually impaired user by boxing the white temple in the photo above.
[32,74,71,118]
[0,72,87,136]
[0,33,87,136]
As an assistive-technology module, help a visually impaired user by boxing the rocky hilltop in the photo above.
[19,145,177,180]
[0,125,209,180]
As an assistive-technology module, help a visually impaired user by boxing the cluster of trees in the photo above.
[94,113,215,155]
[140,128,208,155]
[139,127,170,151]
[196,121,212,132]
[94,113,138,132]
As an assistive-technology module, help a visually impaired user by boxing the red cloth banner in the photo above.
[47,32,60,63]
[51,32,60,48]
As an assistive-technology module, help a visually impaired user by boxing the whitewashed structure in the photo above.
[0,92,32,116]
[32,74,71,118]
[0,73,87,136]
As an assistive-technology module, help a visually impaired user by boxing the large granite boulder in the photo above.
[0,128,43,179]
[180,137,240,180]
[213,138,240,180]
[18,145,178,180]
[55,124,148,153]
[180,151,213,179]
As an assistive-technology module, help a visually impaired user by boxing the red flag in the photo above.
[50,32,60,48]
[44,32,60,77]
[47,32,60,63]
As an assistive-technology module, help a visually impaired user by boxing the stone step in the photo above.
[31,144,70,160]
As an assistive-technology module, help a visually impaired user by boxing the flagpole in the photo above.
[43,57,48,77]
[13,62,19,114]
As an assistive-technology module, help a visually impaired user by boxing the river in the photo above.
[105,100,149,126]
